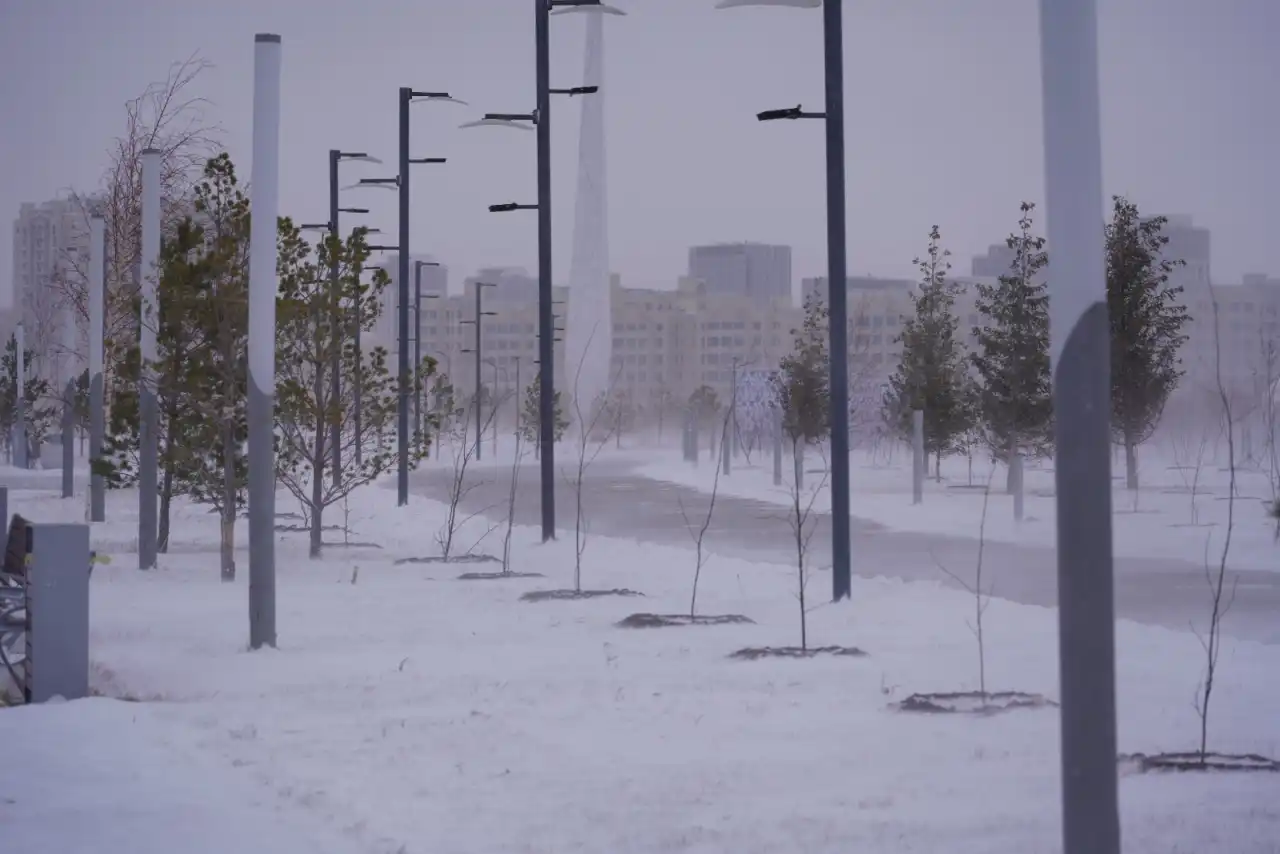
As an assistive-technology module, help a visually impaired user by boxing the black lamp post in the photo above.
[414,260,442,441]
[717,0,852,603]
[348,89,464,506]
[459,281,498,460]
[482,357,510,458]
[299,149,381,489]
[459,0,613,543]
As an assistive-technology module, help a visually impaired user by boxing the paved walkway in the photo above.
[411,461,1280,644]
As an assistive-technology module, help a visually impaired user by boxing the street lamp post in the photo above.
[248,32,283,648]
[88,216,106,522]
[415,260,442,441]
[462,0,612,543]
[716,0,852,603]
[483,357,510,457]
[1038,0,1119,850]
[139,147,161,569]
[531,304,566,459]
[349,90,462,506]
[460,282,498,460]
[300,149,381,487]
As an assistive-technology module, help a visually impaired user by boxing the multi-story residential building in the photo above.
[412,207,1278,441]
[672,275,799,403]
[11,198,89,388]
[609,278,685,410]
[799,275,913,393]
[367,253,447,359]
[687,242,792,305]
[424,278,570,411]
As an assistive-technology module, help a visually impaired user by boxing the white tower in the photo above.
[564,6,624,416]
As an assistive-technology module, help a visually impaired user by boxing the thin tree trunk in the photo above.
[793,438,807,652]
[220,421,236,582]
[1124,434,1139,491]
[158,465,174,553]
[1005,437,1017,494]
[310,444,324,558]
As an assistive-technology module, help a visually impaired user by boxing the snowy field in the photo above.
[2,469,1279,853]
[635,435,1280,573]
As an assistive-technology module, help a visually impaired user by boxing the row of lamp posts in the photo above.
[70,4,1118,850]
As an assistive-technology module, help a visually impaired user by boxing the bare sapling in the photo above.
[788,439,831,653]
[566,358,623,593]
[1258,335,1279,537]
[1193,296,1241,764]
[681,404,732,618]
[930,466,997,701]
[435,394,503,561]
[1169,423,1212,526]
[501,397,525,576]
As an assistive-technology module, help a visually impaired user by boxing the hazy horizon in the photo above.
[2,0,1277,303]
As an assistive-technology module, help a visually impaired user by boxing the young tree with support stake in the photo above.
[771,294,834,651]
[971,202,1053,491]
[95,219,211,553]
[273,221,436,558]
[167,154,252,581]
[883,225,974,478]
[1105,196,1190,491]
[103,153,253,576]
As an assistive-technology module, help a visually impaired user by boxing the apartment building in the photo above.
[688,242,792,305]
[10,198,89,388]
[367,252,447,360]
[608,279,685,410]
[384,211,1277,434]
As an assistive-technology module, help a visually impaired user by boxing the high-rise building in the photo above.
[688,242,792,305]
[11,198,89,387]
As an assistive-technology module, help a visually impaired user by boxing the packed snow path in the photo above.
[410,461,1280,644]
[0,699,349,854]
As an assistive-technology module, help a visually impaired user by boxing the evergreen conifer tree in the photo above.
[883,225,973,477]
[1106,195,1191,489]
[775,293,831,446]
[0,338,57,460]
[971,202,1053,487]
[273,220,435,557]
[519,372,568,451]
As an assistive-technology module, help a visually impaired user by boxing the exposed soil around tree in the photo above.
[520,588,644,603]
[1119,752,1280,774]
[616,613,754,629]
[894,690,1056,715]
[393,554,499,566]
[457,571,545,581]
[729,645,867,660]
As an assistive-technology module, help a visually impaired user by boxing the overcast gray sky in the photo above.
[2,0,1276,298]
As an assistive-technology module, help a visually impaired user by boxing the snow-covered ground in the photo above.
[635,437,1280,573]
[2,699,350,854]
[2,471,1278,852]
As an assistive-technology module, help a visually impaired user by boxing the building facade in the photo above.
[10,198,89,390]
[369,213,1278,442]
[687,242,792,305]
